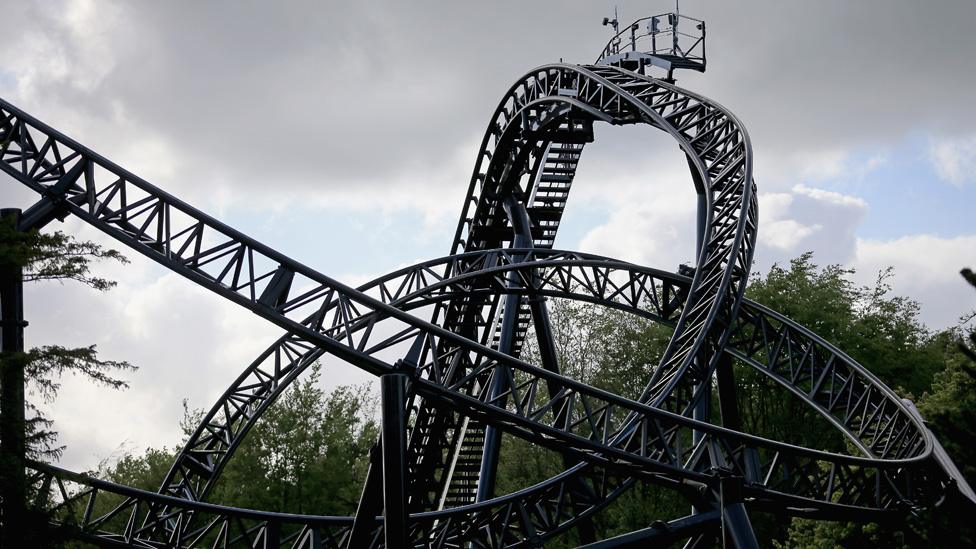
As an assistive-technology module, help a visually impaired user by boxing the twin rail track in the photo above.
[1,36,969,548]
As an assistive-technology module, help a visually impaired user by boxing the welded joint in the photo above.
[392,335,426,379]
[705,468,760,549]
[17,189,73,232]
[709,468,746,504]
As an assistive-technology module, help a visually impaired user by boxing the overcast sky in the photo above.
[1,1,975,473]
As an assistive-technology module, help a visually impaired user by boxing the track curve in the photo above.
[0,45,964,548]
[22,252,950,546]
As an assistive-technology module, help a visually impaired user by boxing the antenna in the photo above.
[601,6,621,56]
[601,6,620,35]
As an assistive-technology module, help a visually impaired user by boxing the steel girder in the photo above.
[1,61,758,532]
[19,252,953,546]
[0,39,966,547]
[162,251,942,511]
[406,61,757,515]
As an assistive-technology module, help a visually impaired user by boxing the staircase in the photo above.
[439,417,487,508]
[436,138,589,507]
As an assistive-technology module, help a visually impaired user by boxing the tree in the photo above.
[908,268,976,547]
[749,255,971,547]
[0,212,134,546]
[957,268,976,371]
[208,365,378,515]
[101,363,378,518]
[500,295,681,546]
[744,253,941,397]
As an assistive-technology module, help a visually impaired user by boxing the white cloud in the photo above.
[571,127,701,269]
[792,184,867,208]
[796,150,888,185]
[852,234,976,328]
[763,219,822,250]
[578,199,696,268]
[3,0,974,480]
[753,184,867,268]
[797,149,850,181]
[929,134,976,186]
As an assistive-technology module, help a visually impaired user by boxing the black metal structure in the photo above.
[1,10,973,548]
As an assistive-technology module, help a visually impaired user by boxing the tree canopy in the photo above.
[100,363,377,518]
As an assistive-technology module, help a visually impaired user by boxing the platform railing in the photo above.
[596,13,706,69]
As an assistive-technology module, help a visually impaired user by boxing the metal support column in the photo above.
[690,153,711,442]
[689,154,712,495]
[347,443,383,548]
[715,353,740,431]
[476,197,532,503]
[381,372,409,548]
[715,473,758,549]
[527,287,598,543]
[475,292,518,501]
[0,208,26,548]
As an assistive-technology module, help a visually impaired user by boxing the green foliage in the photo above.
[746,252,940,396]
[0,217,134,460]
[502,253,971,546]
[0,215,128,291]
[208,366,378,515]
[774,518,912,549]
[500,296,679,545]
[99,446,176,492]
[957,268,976,369]
[520,297,673,401]
[99,364,379,516]
[918,328,976,488]
[749,254,974,546]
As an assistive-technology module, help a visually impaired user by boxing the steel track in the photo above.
[0,49,967,548]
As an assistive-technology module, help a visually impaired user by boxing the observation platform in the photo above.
[596,12,706,77]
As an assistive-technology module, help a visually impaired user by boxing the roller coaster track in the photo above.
[1,18,971,547]
[17,254,956,546]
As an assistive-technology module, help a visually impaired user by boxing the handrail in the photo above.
[596,13,706,70]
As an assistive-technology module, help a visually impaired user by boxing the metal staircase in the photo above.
[436,138,589,507]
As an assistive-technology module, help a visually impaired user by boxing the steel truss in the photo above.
[0,13,972,548]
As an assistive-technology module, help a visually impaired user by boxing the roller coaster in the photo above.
[1,9,973,548]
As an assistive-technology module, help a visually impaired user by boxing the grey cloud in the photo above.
[3,0,975,469]
[754,185,868,267]
[4,1,975,207]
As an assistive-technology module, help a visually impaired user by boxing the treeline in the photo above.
[97,253,976,547]
[101,369,378,517]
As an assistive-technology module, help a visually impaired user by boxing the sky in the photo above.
[1,0,974,473]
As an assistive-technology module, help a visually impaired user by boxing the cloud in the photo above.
[803,152,888,183]
[572,126,701,269]
[753,184,867,267]
[929,134,976,186]
[753,189,975,329]
[3,1,976,207]
[851,235,976,328]
[3,0,975,473]
[28,263,277,468]
[763,219,822,251]
[792,184,867,209]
